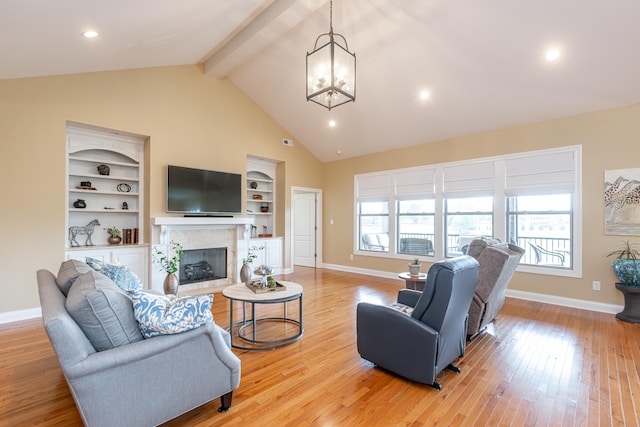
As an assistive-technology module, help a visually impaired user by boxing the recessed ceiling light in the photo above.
[545,48,560,61]
[419,90,430,100]
[336,150,342,155]
[329,120,336,127]
[81,31,99,39]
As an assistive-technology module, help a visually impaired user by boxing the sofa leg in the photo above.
[446,363,461,374]
[218,391,233,412]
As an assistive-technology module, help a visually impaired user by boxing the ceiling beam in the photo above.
[202,0,328,79]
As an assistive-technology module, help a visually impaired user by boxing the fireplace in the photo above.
[151,217,253,295]
[180,247,227,285]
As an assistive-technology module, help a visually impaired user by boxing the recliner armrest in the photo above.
[397,289,422,307]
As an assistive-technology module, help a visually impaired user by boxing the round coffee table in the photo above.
[222,281,303,351]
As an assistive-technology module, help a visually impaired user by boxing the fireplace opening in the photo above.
[179,247,227,285]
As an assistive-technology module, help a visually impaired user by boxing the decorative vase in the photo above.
[408,263,421,276]
[107,235,122,245]
[164,273,179,295]
[240,263,252,284]
[612,259,640,286]
[73,199,86,208]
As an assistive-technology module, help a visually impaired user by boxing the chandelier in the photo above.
[306,0,356,110]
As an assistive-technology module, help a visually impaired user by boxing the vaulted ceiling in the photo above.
[3,0,640,162]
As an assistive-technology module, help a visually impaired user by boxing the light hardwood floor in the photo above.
[1,267,639,426]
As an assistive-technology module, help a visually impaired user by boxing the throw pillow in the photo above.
[131,291,213,338]
[56,259,92,296]
[65,270,144,351]
[85,257,143,292]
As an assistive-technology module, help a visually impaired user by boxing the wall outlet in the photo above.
[349,254,354,261]
[592,281,601,291]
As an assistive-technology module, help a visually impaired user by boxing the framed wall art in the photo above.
[605,168,640,235]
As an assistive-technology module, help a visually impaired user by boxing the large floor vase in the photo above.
[164,273,179,295]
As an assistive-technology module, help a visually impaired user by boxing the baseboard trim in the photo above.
[0,307,42,325]
[323,263,623,315]
[321,263,400,280]
[505,289,622,315]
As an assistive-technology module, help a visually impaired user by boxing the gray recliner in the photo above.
[465,238,525,340]
[356,256,479,390]
[37,268,241,427]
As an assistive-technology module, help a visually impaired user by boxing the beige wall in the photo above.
[0,65,323,314]
[322,104,640,306]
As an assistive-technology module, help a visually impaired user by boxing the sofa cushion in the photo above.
[131,291,213,338]
[85,257,143,292]
[56,259,92,296]
[65,270,144,351]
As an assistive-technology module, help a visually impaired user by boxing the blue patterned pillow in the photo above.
[131,291,213,338]
[86,257,142,292]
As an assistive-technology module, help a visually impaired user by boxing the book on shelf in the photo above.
[121,228,139,244]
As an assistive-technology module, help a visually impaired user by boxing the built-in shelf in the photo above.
[65,124,147,283]
[247,158,276,235]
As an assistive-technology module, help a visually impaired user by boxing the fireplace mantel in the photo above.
[153,217,254,226]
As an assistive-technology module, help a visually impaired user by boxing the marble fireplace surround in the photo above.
[151,217,253,294]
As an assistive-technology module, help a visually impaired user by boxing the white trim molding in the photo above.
[0,307,42,325]
[505,289,622,315]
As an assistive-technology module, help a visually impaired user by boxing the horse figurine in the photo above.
[69,219,101,247]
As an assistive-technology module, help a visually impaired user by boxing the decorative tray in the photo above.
[245,280,286,293]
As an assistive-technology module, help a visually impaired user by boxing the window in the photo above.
[353,146,581,277]
[507,194,572,268]
[397,199,434,256]
[445,196,493,256]
[358,201,389,252]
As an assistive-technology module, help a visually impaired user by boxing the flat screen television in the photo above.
[166,165,242,216]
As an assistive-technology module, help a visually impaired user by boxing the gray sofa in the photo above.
[465,238,525,339]
[37,266,241,427]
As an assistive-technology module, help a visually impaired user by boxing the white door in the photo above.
[294,192,317,267]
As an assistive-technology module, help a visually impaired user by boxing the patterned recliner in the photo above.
[465,238,525,340]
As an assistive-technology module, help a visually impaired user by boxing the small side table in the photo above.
[615,282,640,324]
[398,272,427,291]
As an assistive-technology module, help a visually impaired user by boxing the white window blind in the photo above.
[505,149,576,195]
[356,174,391,199]
[394,168,435,198]
[442,161,495,197]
